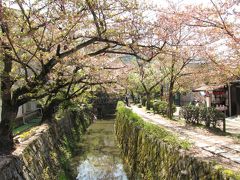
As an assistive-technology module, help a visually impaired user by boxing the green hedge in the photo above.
[152,100,176,116]
[181,105,225,128]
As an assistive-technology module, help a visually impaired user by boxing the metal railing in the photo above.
[22,108,43,124]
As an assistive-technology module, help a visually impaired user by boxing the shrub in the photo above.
[181,105,192,123]
[199,106,225,128]
[199,106,209,127]
[141,97,147,106]
[181,105,225,129]
[153,100,161,114]
[181,105,200,124]
[153,100,176,116]
[207,107,225,128]
[158,100,168,115]
[149,100,154,109]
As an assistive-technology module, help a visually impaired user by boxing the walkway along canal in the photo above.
[70,119,128,180]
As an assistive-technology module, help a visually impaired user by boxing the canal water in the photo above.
[70,119,128,180]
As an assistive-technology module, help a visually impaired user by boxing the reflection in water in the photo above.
[71,120,128,180]
[76,156,126,180]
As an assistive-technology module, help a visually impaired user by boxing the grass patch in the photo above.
[13,118,41,136]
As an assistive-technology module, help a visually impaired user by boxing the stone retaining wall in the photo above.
[0,109,92,180]
[115,104,240,179]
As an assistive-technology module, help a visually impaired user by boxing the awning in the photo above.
[192,85,225,92]
[230,80,240,84]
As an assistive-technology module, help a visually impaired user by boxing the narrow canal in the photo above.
[70,119,128,180]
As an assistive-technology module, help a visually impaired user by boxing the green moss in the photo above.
[42,167,51,180]
[222,169,240,179]
[116,101,191,149]
[55,108,93,179]
[13,118,41,135]
[19,128,35,139]
[224,169,234,176]
[214,164,223,171]
[50,151,58,164]
[213,164,240,179]
[236,175,240,180]
[58,171,69,180]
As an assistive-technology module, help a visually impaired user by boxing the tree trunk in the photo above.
[146,92,151,110]
[160,84,164,100]
[130,90,135,103]
[42,106,55,123]
[41,98,63,123]
[167,81,174,119]
[0,104,18,153]
[0,78,17,153]
[0,51,17,153]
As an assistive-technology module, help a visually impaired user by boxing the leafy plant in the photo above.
[153,100,176,116]
[181,105,225,129]
[181,105,200,124]
[141,97,147,106]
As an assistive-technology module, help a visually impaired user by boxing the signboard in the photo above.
[213,91,225,95]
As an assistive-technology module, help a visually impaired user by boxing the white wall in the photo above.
[17,101,38,118]
[180,92,195,106]
[0,79,37,120]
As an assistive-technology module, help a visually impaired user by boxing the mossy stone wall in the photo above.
[0,109,92,180]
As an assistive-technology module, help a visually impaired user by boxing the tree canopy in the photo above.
[1,0,240,152]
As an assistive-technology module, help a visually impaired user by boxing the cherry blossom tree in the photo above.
[0,0,154,152]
